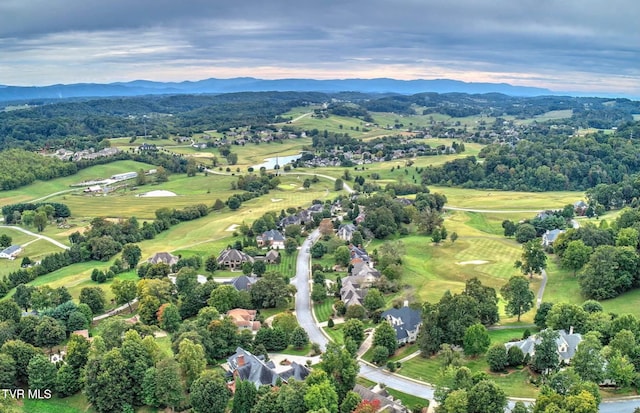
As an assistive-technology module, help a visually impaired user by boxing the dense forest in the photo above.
[421,121,640,191]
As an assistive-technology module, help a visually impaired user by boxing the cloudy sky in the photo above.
[1,0,638,94]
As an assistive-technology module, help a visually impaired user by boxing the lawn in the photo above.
[271,250,298,279]
[279,343,313,357]
[22,392,92,413]
[385,388,430,410]
[0,160,153,206]
[323,324,345,345]
[314,299,334,323]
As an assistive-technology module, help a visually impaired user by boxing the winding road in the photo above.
[291,219,640,412]
[0,225,69,250]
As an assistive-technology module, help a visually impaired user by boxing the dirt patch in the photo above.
[458,260,489,265]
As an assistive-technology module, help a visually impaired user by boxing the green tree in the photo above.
[467,380,507,413]
[0,234,12,248]
[155,166,169,182]
[320,342,359,402]
[334,178,344,191]
[79,287,106,315]
[56,363,82,397]
[305,379,339,413]
[190,370,230,413]
[66,333,91,370]
[373,321,397,359]
[209,284,240,313]
[158,303,181,333]
[27,354,57,390]
[342,319,365,347]
[486,345,508,372]
[450,231,458,243]
[85,348,133,413]
[35,316,66,351]
[371,345,389,365]
[155,358,184,412]
[177,338,206,388]
[502,220,517,237]
[606,352,636,388]
[517,239,547,277]
[0,300,21,324]
[515,223,536,243]
[0,353,16,389]
[443,388,468,413]
[363,288,385,314]
[562,240,591,276]
[33,211,48,232]
[205,254,219,273]
[111,279,137,313]
[121,243,142,269]
[340,391,361,413]
[500,276,535,322]
[334,246,351,267]
[14,284,33,312]
[290,326,309,349]
[616,227,639,248]
[462,323,490,357]
[136,168,147,186]
[545,303,588,333]
[232,379,257,413]
[532,330,560,374]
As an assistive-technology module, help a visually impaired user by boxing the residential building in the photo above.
[542,229,565,247]
[147,252,179,266]
[226,275,259,291]
[217,248,254,270]
[504,328,582,364]
[0,245,22,260]
[226,309,261,333]
[380,305,422,345]
[224,347,310,390]
[256,229,286,249]
[352,384,408,413]
[337,223,357,241]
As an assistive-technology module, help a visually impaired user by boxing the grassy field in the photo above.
[21,392,92,413]
[399,329,539,398]
[0,160,153,206]
[314,299,334,323]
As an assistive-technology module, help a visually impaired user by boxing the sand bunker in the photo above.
[458,260,489,265]
[137,190,177,197]
[226,224,240,232]
[271,198,283,202]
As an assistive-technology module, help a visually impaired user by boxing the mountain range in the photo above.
[0,77,559,102]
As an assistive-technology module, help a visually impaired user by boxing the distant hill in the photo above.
[0,77,555,102]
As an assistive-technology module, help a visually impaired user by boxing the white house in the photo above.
[0,245,22,260]
[380,305,422,345]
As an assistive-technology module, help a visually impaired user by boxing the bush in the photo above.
[507,345,524,367]
[387,361,396,372]
[486,344,508,372]
[372,345,389,365]
[327,318,335,328]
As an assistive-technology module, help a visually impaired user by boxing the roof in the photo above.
[147,252,179,266]
[258,229,285,242]
[265,250,280,260]
[542,229,565,244]
[226,347,301,388]
[380,307,423,340]
[228,275,258,291]
[352,384,407,413]
[217,248,254,264]
[279,362,311,382]
[504,329,582,361]
[0,245,22,256]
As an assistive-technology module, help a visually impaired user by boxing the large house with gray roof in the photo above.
[504,329,582,364]
[217,248,254,270]
[224,347,310,390]
[380,305,422,345]
[256,229,286,249]
[147,252,179,266]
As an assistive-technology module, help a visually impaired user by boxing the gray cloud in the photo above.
[0,0,638,94]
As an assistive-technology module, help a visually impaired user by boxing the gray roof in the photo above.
[227,275,258,291]
[227,347,307,388]
[543,229,565,244]
[1,245,21,256]
[380,307,422,340]
[504,329,582,361]
[217,248,254,264]
[279,362,311,382]
[147,252,179,265]
[258,229,285,242]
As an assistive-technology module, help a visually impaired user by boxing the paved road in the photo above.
[92,298,138,322]
[0,225,70,250]
[292,228,329,351]
[536,269,548,308]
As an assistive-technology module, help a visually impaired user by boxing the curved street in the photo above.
[291,220,640,412]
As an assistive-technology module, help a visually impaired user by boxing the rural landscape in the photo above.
[0,88,639,413]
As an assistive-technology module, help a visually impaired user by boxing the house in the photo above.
[380,305,422,345]
[226,275,259,291]
[83,185,102,193]
[352,384,408,413]
[350,262,380,285]
[279,215,302,228]
[337,223,357,241]
[349,244,372,266]
[340,279,366,307]
[224,347,310,389]
[226,309,261,333]
[574,200,588,216]
[307,203,325,215]
[147,252,179,266]
[138,142,157,151]
[110,172,138,181]
[263,249,280,264]
[0,245,22,260]
[256,229,286,249]
[504,328,582,364]
[217,248,254,270]
[542,229,565,247]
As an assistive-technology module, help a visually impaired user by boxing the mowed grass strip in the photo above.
[314,299,334,323]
